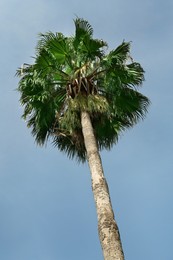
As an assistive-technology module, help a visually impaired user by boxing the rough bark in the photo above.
[81,111,124,260]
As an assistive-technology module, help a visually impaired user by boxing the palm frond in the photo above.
[36,32,73,69]
[52,130,86,163]
[73,17,107,60]
[81,38,107,59]
[125,62,145,86]
[109,88,150,125]
[74,17,93,38]
[108,41,131,64]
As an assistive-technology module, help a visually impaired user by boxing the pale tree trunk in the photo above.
[81,111,124,260]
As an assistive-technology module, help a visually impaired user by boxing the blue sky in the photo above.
[0,0,173,259]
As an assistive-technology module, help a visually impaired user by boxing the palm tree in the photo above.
[17,18,150,260]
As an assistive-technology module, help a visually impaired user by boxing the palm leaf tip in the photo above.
[74,17,93,37]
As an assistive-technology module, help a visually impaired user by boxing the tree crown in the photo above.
[17,18,150,162]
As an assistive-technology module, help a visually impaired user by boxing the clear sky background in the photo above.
[0,0,172,259]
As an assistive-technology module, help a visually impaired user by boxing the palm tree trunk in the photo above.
[81,111,124,260]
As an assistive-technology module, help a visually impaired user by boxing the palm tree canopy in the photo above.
[17,18,150,162]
